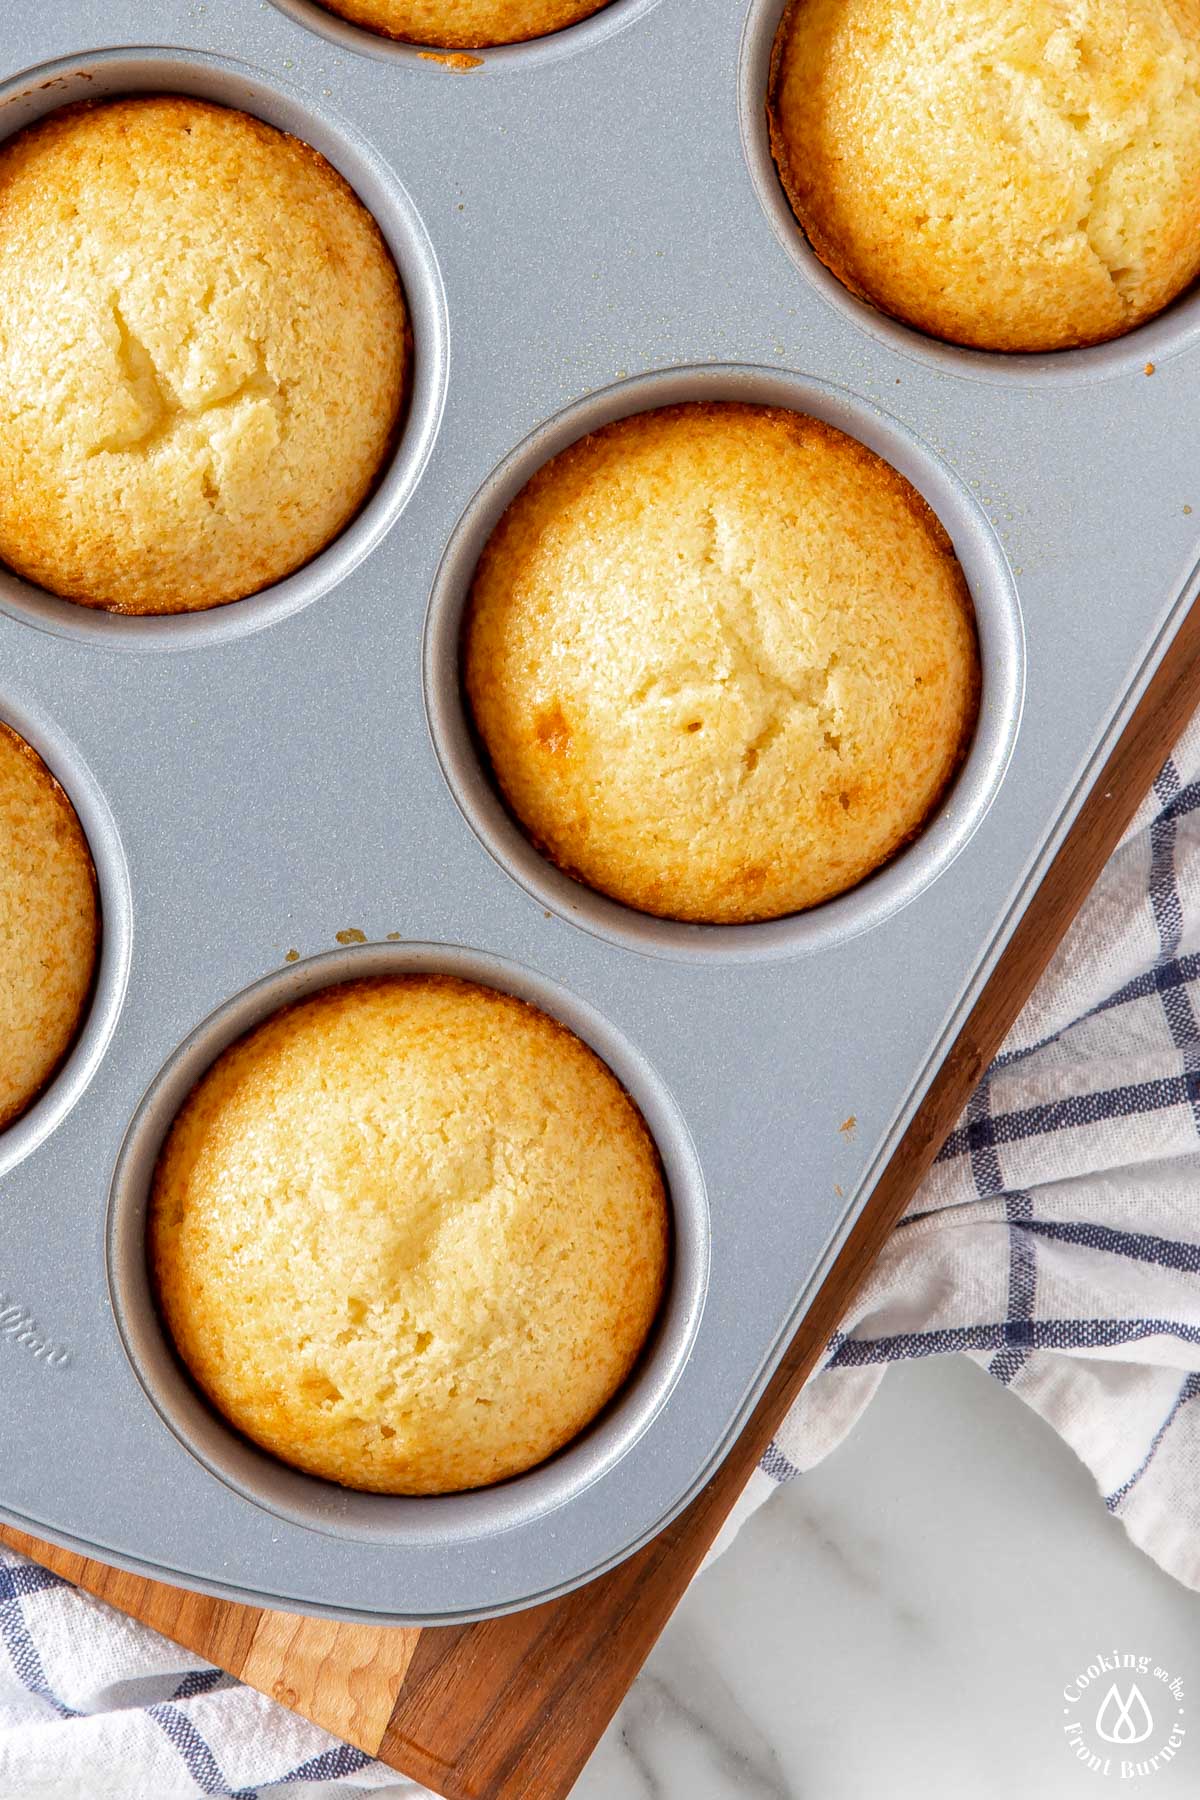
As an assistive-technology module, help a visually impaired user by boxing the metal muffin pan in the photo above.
[0,0,1196,1625]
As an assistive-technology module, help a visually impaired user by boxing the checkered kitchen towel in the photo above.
[4,717,1200,1798]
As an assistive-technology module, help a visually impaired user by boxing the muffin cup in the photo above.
[739,0,1200,386]
[425,363,1024,961]
[0,48,448,648]
[107,942,709,1545]
[0,696,131,1177]
[268,0,664,70]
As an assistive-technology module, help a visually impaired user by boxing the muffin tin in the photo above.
[0,0,1197,1626]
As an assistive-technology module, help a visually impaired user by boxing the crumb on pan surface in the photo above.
[464,402,980,924]
[0,96,409,614]
[149,975,669,1495]
[0,723,99,1132]
[768,0,1200,352]
[315,0,608,48]
[417,49,486,66]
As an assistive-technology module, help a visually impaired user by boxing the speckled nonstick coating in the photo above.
[0,0,1195,1622]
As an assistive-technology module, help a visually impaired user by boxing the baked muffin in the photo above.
[313,0,608,49]
[0,97,409,613]
[0,724,99,1131]
[150,976,668,1494]
[464,403,979,924]
[769,0,1200,352]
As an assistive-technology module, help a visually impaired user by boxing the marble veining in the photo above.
[567,1358,1200,1799]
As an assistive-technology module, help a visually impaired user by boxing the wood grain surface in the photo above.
[5,584,1199,1799]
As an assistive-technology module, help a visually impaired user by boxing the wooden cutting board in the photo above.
[5,591,1200,1800]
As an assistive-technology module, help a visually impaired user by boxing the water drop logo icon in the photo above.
[1063,1650,1185,1776]
[1095,1682,1155,1746]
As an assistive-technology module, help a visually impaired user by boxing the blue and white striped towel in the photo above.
[4,716,1200,1799]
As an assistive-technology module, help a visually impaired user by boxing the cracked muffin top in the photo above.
[313,0,608,48]
[464,403,980,925]
[0,96,409,614]
[149,975,668,1494]
[769,0,1200,353]
[0,723,98,1133]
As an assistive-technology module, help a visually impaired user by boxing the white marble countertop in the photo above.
[568,1357,1199,1799]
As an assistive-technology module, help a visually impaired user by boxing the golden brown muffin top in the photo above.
[314,0,607,48]
[150,976,669,1495]
[0,724,99,1132]
[770,0,1200,352]
[0,96,409,614]
[465,403,980,924]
